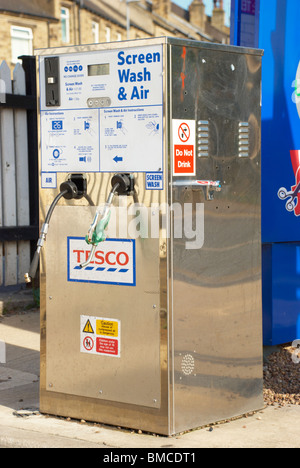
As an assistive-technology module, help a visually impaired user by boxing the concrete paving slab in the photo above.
[0,367,38,391]
[0,287,36,316]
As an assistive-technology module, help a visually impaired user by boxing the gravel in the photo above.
[263,343,300,407]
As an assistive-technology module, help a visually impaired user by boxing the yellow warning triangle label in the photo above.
[83,319,94,334]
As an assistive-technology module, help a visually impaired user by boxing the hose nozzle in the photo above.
[24,272,31,284]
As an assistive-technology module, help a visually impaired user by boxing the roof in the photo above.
[99,0,213,41]
[90,0,155,35]
[0,0,57,21]
[171,2,189,22]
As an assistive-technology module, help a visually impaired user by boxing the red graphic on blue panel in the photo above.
[278,150,300,216]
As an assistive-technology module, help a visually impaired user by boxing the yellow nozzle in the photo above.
[24,273,32,284]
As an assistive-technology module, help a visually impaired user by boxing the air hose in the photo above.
[24,181,79,283]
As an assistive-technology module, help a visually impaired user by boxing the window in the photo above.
[11,26,33,64]
[92,21,99,43]
[116,32,122,41]
[61,7,70,43]
[105,26,111,43]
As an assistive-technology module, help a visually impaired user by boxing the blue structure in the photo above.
[231,0,300,344]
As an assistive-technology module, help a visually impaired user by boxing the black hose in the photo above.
[25,189,68,283]
[83,193,95,206]
[45,190,68,223]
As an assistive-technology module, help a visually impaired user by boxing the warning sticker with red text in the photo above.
[80,315,121,357]
[172,119,195,176]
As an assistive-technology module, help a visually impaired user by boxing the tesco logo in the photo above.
[68,237,136,286]
[73,249,130,267]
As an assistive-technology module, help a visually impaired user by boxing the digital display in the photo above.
[88,63,110,76]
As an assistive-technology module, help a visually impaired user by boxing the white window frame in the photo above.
[11,26,33,64]
[105,26,111,43]
[61,7,70,43]
[92,21,99,43]
[116,31,122,41]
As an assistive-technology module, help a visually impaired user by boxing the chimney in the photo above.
[189,0,206,30]
[152,0,171,18]
[212,0,225,31]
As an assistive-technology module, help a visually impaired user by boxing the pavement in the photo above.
[0,287,299,449]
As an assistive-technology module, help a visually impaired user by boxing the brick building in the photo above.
[0,0,229,70]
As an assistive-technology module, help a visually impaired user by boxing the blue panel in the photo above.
[259,0,300,242]
[232,0,300,344]
[262,244,273,345]
[232,0,300,242]
[265,244,300,345]
[230,0,260,48]
[230,0,240,46]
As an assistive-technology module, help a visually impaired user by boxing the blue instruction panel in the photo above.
[39,45,164,174]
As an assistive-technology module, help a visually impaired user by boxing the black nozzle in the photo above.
[111,173,134,195]
[60,180,78,200]
[60,174,87,200]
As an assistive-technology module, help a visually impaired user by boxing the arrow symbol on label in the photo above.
[113,156,123,163]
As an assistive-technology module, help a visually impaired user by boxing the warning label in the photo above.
[83,319,94,334]
[96,337,118,355]
[173,120,195,176]
[83,336,94,351]
[178,122,190,142]
[96,319,118,337]
[80,315,121,357]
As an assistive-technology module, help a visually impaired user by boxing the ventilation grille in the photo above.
[239,122,249,157]
[181,354,195,376]
[197,120,210,158]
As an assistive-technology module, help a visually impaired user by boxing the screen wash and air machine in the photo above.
[27,38,263,435]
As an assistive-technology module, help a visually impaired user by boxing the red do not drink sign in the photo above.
[174,145,194,174]
[173,120,195,176]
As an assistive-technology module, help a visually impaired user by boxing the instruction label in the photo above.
[39,44,163,174]
[67,237,136,286]
[173,119,196,176]
[81,315,121,357]
[100,106,163,172]
[41,109,100,172]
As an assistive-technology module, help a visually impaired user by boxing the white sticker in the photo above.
[145,172,163,190]
[40,45,163,111]
[68,237,136,286]
[41,172,57,189]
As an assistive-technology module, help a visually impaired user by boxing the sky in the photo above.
[173,0,231,27]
